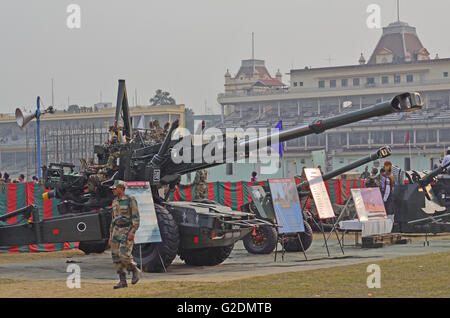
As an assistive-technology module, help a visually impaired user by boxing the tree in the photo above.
[150,89,176,106]
[184,107,195,132]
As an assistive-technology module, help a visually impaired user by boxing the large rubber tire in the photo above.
[284,222,313,252]
[179,244,234,266]
[132,204,180,273]
[78,239,108,254]
[242,225,278,254]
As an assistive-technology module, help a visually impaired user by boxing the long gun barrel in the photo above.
[242,92,422,150]
[419,161,450,188]
[298,146,392,189]
[164,92,422,177]
[321,146,391,182]
[151,119,180,166]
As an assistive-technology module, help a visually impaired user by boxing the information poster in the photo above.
[351,188,387,222]
[268,178,305,234]
[125,182,162,244]
[304,168,335,219]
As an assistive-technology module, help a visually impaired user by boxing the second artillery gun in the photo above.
[0,79,423,273]
[240,146,392,254]
[392,161,450,234]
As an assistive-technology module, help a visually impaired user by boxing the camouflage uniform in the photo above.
[365,175,380,188]
[87,174,106,192]
[110,193,140,275]
[145,121,159,143]
[193,169,208,200]
[87,152,119,192]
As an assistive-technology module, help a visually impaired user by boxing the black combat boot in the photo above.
[113,273,128,289]
[131,266,142,285]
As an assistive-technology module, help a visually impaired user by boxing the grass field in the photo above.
[0,250,448,298]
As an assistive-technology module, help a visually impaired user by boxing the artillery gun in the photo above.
[241,146,392,254]
[0,79,422,272]
[392,161,450,234]
[429,172,450,210]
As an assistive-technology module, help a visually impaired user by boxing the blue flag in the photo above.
[273,120,283,158]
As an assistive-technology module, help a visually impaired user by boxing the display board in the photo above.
[125,182,162,244]
[268,178,305,234]
[351,188,387,222]
[304,168,335,219]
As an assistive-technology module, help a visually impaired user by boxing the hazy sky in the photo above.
[1,0,449,115]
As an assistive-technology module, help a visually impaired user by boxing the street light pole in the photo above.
[15,97,54,180]
[36,96,42,178]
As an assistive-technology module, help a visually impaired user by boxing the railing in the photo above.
[218,78,450,99]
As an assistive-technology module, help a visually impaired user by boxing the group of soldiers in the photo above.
[83,150,120,193]
[139,120,170,144]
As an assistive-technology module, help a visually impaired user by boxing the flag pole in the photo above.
[409,139,412,170]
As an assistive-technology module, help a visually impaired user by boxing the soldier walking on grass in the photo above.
[109,180,141,289]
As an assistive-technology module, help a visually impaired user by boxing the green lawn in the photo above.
[0,250,448,298]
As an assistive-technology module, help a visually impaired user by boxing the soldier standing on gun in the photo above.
[193,169,207,200]
[109,180,141,289]
[87,151,119,192]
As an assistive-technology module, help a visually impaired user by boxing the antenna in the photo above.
[251,32,254,60]
[323,56,335,66]
[397,0,400,22]
[51,78,54,106]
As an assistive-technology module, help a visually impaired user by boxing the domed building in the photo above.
[214,19,450,181]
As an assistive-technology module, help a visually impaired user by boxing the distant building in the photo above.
[213,20,450,182]
[93,102,113,112]
[225,59,285,95]
[0,104,185,178]
[368,21,430,64]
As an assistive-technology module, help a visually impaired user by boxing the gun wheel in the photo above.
[179,244,234,266]
[78,239,109,254]
[243,225,277,254]
[283,222,313,252]
[132,204,180,273]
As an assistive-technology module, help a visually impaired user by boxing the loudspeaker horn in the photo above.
[15,108,36,129]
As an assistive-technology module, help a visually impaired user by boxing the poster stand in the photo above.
[303,168,344,256]
[325,193,356,247]
[273,232,308,262]
[302,194,345,257]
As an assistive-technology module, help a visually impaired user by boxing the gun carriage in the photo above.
[0,79,423,272]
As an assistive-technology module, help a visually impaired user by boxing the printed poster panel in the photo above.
[268,178,305,234]
[351,188,387,222]
[304,168,335,220]
[125,182,162,243]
